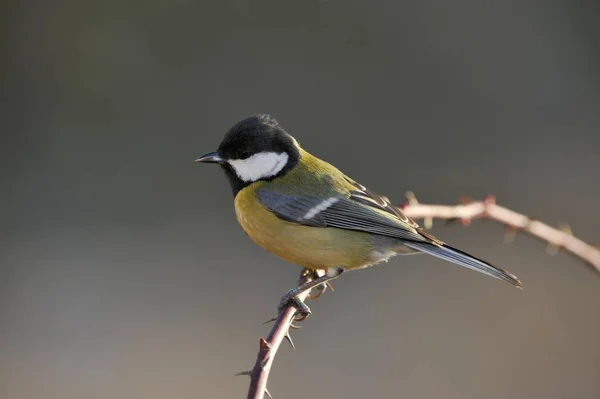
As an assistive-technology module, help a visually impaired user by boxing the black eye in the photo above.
[238,150,251,159]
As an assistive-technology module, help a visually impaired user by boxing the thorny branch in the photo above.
[240,269,326,399]
[241,193,600,399]
[400,192,600,274]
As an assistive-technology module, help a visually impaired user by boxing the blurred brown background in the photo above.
[2,1,600,398]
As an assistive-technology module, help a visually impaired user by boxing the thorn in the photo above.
[262,317,277,325]
[284,333,295,351]
[235,370,252,377]
[424,216,433,229]
[546,224,571,255]
[547,244,560,256]
[259,337,272,367]
[460,218,472,226]
[483,194,496,206]
[524,218,537,232]
[504,225,518,243]
[504,224,519,244]
[444,217,459,226]
[405,191,419,205]
[265,387,273,398]
[259,337,271,352]
[558,223,572,236]
[459,195,474,205]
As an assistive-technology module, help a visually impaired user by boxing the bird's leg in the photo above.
[278,268,344,318]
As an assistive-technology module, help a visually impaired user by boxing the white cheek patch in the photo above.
[228,152,289,182]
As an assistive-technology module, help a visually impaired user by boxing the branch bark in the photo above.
[400,193,600,273]
[245,270,325,399]
[245,194,600,398]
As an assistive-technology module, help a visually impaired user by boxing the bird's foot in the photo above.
[277,267,344,320]
[277,289,312,320]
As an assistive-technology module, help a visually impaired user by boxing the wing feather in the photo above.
[256,174,522,288]
[256,176,429,243]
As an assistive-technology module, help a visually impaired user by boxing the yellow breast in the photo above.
[233,183,375,270]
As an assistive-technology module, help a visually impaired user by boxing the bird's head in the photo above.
[195,114,300,194]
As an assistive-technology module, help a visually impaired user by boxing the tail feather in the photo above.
[405,242,523,288]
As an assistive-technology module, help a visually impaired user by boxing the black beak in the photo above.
[195,151,223,164]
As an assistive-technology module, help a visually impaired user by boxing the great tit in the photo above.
[196,114,522,310]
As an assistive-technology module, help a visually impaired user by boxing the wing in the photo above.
[256,176,432,244]
[257,176,522,288]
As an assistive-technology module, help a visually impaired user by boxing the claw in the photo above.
[278,269,342,313]
[293,311,310,322]
[277,268,343,325]
[307,283,327,300]
[278,292,304,314]
[307,272,335,299]
[307,291,322,300]
[289,323,302,329]
[288,298,312,322]
[294,298,311,316]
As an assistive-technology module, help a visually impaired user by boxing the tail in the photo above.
[405,242,523,288]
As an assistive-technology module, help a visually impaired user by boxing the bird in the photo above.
[195,114,522,314]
